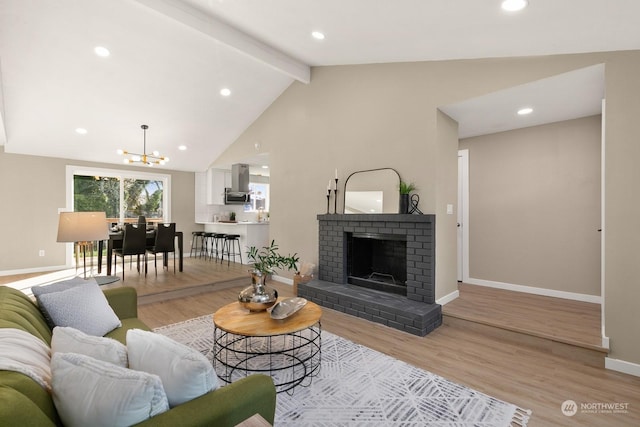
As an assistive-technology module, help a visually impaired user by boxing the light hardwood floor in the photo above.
[3,259,640,426]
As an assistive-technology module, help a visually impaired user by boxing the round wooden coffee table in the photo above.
[213,299,322,394]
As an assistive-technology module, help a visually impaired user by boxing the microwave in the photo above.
[224,188,251,205]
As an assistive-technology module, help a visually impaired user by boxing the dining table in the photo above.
[97,229,184,276]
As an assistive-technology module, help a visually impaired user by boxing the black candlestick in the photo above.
[333,178,339,214]
[326,190,331,214]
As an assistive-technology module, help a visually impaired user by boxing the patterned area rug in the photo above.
[154,315,531,426]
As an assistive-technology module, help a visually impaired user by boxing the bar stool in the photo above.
[212,233,227,262]
[190,231,205,258]
[202,232,215,259]
[222,234,242,266]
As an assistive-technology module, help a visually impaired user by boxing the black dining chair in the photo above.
[147,223,176,275]
[113,223,147,279]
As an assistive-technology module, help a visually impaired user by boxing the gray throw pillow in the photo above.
[32,277,93,328]
[37,281,121,336]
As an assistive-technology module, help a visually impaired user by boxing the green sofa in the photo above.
[0,285,276,426]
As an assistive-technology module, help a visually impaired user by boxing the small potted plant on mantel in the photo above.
[238,240,299,311]
[399,181,417,214]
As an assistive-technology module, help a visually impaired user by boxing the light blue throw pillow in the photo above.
[37,281,121,336]
[32,277,93,328]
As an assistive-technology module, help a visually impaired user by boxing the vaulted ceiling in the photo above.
[1,0,638,171]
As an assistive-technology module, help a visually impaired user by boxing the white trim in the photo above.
[600,98,609,349]
[436,290,459,306]
[605,357,640,377]
[602,336,610,349]
[271,274,293,285]
[466,277,602,304]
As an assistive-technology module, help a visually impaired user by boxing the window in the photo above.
[66,166,171,223]
[244,182,269,212]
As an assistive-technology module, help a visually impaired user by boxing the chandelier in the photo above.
[117,124,169,166]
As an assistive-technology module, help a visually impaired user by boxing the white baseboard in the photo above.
[602,336,610,349]
[466,277,602,304]
[436,290,459,306]
[605,357,640,377]
[272,274,293,286]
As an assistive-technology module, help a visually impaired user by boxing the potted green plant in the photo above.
[399,181,417,214]
[239,240,299,311]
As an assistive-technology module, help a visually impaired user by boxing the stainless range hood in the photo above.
[225,163,251,204]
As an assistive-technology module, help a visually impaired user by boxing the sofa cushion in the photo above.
[127,329,219,407]
[52,326,128,367]
[36,282,121,336]
[51,352,169,427]
[0,286,52,345]
[105,317,150,343]
[0,386,58,427]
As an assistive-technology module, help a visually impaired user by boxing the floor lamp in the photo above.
[57,211,109,279]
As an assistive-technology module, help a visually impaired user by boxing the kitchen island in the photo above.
[201,222,269,265]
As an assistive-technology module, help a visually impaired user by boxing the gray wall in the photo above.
[213,50,640,366]
[0,147,198,273]
[459,116,602,296]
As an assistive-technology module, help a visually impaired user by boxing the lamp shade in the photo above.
[57,212,109,243]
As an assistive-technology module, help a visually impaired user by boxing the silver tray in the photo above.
[269,297,307,320]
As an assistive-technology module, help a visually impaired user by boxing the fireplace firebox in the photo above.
[347,232,407,296]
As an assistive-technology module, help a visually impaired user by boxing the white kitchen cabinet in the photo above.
[206,169,231,205]
[194,171,208,222]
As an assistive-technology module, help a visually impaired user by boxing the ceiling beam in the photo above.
[132,0,310,84]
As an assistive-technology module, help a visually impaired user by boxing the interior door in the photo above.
[457,150,468,282]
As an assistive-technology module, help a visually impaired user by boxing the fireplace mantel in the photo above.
[298,213,441,336]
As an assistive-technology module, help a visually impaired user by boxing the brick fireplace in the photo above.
[297,214,442,336]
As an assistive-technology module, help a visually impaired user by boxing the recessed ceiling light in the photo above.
[517,107,533,115]
[75,128,87,135]
[178,145,187,151]
[220,88,231,97]
[311,31,325,40]
[501,0,528,12]
[94,46,110,57]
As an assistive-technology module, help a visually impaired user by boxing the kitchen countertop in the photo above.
[199,221,269,225]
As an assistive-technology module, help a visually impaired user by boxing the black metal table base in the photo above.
[213,322,322,394]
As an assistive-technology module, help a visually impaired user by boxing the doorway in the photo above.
[457,149,469,282]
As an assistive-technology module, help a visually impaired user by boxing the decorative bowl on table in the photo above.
[269,297,307,320]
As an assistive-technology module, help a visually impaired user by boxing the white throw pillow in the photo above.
[51,352,169,427]
[127,329,219,407]
[37,281,121,336]
[52,326,128,367]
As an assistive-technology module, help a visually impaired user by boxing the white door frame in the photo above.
[601,99,609,349]
[457,149,470,282]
